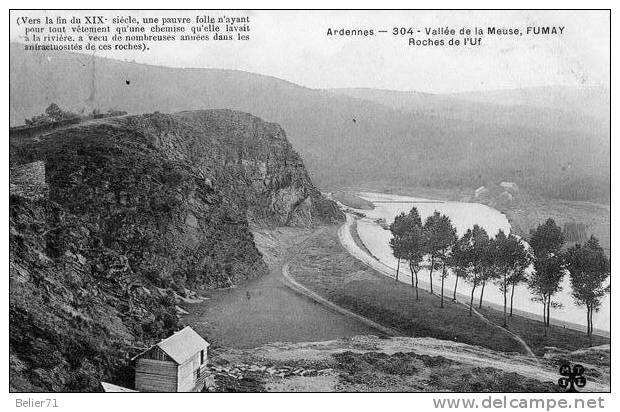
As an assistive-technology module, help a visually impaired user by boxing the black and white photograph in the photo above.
[6,5,613,405]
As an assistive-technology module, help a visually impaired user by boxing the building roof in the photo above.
[101,382,137,392]
[133,326,210,365]
[474,186,489,197]
[500,181,519,190]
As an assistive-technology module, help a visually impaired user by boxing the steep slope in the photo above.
[9,110,341,392]
[10,44,610,202]
[11,110,342,227]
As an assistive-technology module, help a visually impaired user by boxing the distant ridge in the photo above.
[328,86,609,133]
[10,43,609,202]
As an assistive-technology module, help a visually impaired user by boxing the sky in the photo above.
[10,10,610,93]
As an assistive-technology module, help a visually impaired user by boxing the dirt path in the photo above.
[249,335,609,392]
[462,298,536,357]
[281,263,402,337]
[338,213,537,357]
[376,337,608,391]
[182,227,377,348]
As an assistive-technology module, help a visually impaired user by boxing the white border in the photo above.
[3,2,616,411]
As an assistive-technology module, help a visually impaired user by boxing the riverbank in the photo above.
[335,185,610,256]
[178,221,609,391]
[180,227,378,349]
[350,191,610,334]
[330,191,375,210]
[287,225,525,353]
[289,223,608,356]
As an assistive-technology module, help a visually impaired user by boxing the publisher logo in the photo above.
[558,364,587,392]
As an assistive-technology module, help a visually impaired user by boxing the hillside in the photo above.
[449,86,610,122]
[9,110,341,391]
[328,87,609,134]
[10,44,609,202]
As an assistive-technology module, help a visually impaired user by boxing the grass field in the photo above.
[478,307,608,356]
[288,225,608,356]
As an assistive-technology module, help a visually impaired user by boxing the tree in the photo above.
[463,225,489,316]
[508,244,531,318]
[389,231,406,282]
[529,218,564,259]
[565,236,610,338]
[494,230,530,326]
[528,219,565,335]
[528,255,565,336]
[478,234,501,309]
[389,208,422,281]
[45,103,64,122]
[401,225,426,300]
[493,230,510,324]
[437,218,457,308]
[25,103,80,126]
[448,233,473,302]
[423,212,456,306]
[389,212,407,281]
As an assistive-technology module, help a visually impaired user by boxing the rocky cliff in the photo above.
[9,110,343,392]
[131,110,342,226]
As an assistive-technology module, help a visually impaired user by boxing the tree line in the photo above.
[24,103,127,126]
[389,208,610,336]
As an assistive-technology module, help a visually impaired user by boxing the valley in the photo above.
[8,43,610,393]
[180,221,609,392]
[9,44,610,202]
[9,106,609,393]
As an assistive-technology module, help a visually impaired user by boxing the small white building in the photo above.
[474,186,490,199]
[132,326,210,392]
[499,181,519,194]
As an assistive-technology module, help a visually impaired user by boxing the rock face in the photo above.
[9,161,48,199]
[120,110,343,226]
[9,110,342,392]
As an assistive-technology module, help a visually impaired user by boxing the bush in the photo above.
[25,103,80,125]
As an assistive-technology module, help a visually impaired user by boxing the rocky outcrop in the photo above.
[120,110,343,226]
[9,110,342,392]
[9,161,48,199]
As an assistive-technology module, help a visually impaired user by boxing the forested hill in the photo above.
[10,43,609,202]
[328,86,609,135]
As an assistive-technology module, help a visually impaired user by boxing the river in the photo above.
[353,192,610,334]
[182,260,379,349]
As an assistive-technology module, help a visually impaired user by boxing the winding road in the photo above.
[338,213,536,357]
[182,239,381,349]
[181,220,609,391]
